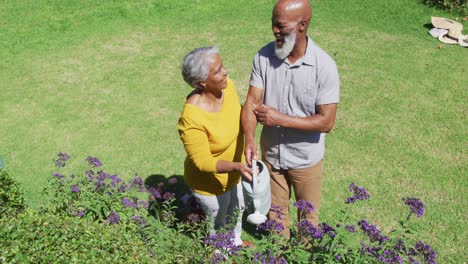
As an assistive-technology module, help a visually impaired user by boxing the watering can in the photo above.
[242,160,271,225]
[0,156,4,169]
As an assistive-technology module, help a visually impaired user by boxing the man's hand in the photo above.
[244,138,258,167]
[254,104,284,127]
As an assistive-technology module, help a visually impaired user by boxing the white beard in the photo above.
[274,29,297,60]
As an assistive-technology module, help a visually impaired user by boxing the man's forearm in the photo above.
[241,105,257,141]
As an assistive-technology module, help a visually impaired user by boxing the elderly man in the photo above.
[241,0,340,238]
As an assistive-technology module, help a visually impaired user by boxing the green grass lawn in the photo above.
[0,0,466,262]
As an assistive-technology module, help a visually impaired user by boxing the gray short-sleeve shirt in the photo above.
[250,36,340,170]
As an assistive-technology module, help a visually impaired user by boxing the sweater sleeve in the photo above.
[178,116,218,173]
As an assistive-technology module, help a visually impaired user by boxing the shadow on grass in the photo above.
[423,22,433,30]
[242,213,263,240]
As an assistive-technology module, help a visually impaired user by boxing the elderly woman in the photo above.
[178,46,252,246]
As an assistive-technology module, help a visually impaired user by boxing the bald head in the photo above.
[273,0,312,27]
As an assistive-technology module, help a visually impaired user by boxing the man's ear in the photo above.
[298,19,308,33]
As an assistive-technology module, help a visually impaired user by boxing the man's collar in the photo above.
[286,36,315,67]
[302,36,315,66]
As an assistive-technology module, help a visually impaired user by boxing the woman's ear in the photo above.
[197,81,206,89]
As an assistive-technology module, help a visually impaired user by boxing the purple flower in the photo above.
[211,252,227,264]
[131,215,147,225]
[297,220,324,239]
[119,183,128,193]
[163,192,175,201]
[107,211,120,224]
[53,172,65,179]
[85,170,95,181]
[121,197,137,208]
[404,197,425,218]
[86,156,102,167]
[109,174,122,187]
[358,219,389,245]
[185,212,202,224]
[54,160,65,168]
[203,230,237,251]
[148,187,162,200]
[270,205,283,220]
[73,208,88,217]
[74,211,85,217]
[58,152,70,161]
[293,199,315,214]
[320,223,336,238]
[253,249,287,264]
[137,200,149,209]
[168,177,178,185]
[335,254,342,261]
[131,175,144,187]
[71,185,80,193]
[408,241,437,264]
[394,238,407,252]
[54,152,70,167]
[360,243,382,258]
[378,249,403,264]
[346,182,370,203]
[345,224,356,233]
[258,219,285,233]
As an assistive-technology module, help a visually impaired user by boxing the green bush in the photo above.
[421,0,468,15]
[1,154,438,263]
[0,168,26,217]
[0,209,155,263]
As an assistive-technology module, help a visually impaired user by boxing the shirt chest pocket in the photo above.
[290,72,317,114]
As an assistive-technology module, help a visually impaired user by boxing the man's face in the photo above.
[272,17,298,60]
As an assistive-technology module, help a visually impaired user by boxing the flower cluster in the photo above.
[258,218,285,233]
[345,224,356,233]
[203,230,237,249]
[293,199,315,214]
[203,230,242,264]
[346,182,370,203]
[44,155,438,263]
[408,241,437,264]
[358,219,390,245]
[107,210,121,224]
[46,153,150,226]
[86,156,102,168]
[257,205,284,233]
[404,197,425,218]
[297,220,324,239]
[253,249,287,264]
[54,152,70,168]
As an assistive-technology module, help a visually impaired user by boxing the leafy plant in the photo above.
[2,153,438,263]
[243,183,437,264]
[421,0,468,15]
[0,168,25,217]
[42,153,150,226]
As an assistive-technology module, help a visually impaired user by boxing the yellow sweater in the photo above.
[178,78,245,196]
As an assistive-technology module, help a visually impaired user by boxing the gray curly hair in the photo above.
[181,46,219,89]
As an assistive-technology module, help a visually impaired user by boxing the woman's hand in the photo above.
[216,161,255,182]
[237,162,253,182]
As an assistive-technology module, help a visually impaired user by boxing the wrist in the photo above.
[279,113,289,128]
[235,162,242,172]
[246,135,256,143]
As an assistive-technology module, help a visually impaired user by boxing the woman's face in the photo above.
[202,54,228,91]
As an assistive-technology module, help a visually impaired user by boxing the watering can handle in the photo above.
[252,159,258,189]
